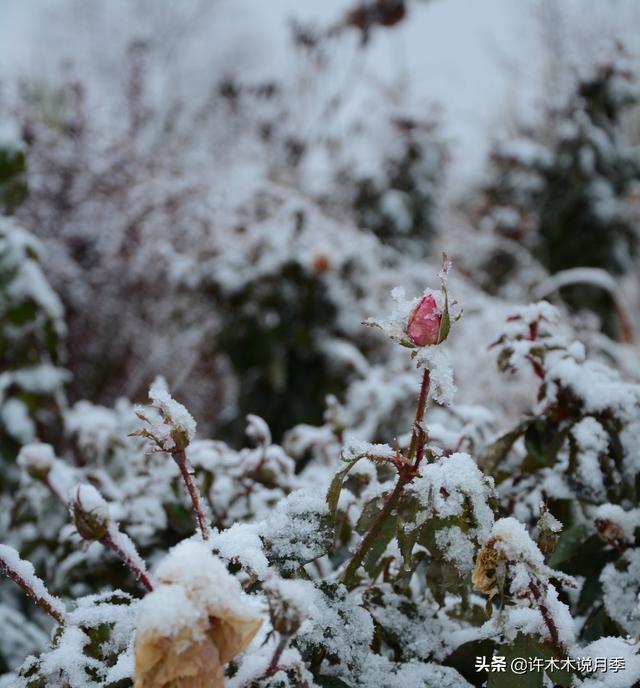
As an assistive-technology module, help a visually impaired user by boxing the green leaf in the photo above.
[326,457,361,517]
[316,677,353,688]
[442,639,495,686]
[436,284,451,344]
[488,633,574,688]
[548,524,589,569]
[0,147,28,213]
[363,513,397,577]
[482,422,527,476]
[523,419,565,471]
[356,497,383,535]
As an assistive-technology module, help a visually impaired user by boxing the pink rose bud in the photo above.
[407,294,442,346]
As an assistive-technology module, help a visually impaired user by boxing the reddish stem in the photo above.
[0,559,65,625]
[173,450,211,541]
[100,531,154,592]
[528,578,563,659]
[264,633,290,678]
[342,369,430,588]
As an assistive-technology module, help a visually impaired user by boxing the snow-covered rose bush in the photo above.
[1,8,640,688]
[1,258,639,687]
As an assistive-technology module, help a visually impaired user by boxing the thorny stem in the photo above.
[342,369,431,589]
[0,558,65,626]
[528,578,563,659]
[100,531,154,592]
[407,369,431,465]
[173,449,211,541]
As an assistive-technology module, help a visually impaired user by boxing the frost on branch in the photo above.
[134,378,211,541]
[0,544,65,625]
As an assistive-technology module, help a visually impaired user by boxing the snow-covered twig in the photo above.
[0,544,66,625]
[172,448,211,541]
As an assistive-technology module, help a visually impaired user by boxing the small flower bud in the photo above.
[17,443,55,481]
[595,518,630,550]
[407,294,443,346]
[70,484,111,541]
[246,414,271,447]
[132,378,197,453]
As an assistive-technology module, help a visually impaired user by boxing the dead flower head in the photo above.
[471,535,504,597]
[135,541,261,688]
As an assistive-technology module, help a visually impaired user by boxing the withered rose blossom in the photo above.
[471,536,503,596]
[135,541,262,688]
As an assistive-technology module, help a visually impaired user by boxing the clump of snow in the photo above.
[260,489,330,572]
[579,636,640,688]
[572,417,609,499]
[0,400,34,444]
[154,540,261,625]
[600,548,640,636]
[490,518,549,574]
[545,357,640,421]
[72,483,109,523]
[593,504,639,544]
[410,452,495,541]
[414,346,457,405]
[148,376,197,441]
[0,217,65,325]
[211,522,270,579]
[245,414,271,446]
[435,526,476,575]
[343,439,397,462]
[295,582,374,682]
[537,508,563,534]
[136,583,199,639]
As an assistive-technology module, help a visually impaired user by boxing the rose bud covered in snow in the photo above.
[406,293,443,346]
[132,377,197,453]
[135,540,261,688]
[70,483,111,541]
[16,442,56,481]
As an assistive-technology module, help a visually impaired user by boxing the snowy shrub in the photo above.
[0,214,67,482]
[473,47,640,336]
[483,300,640,647]
[1,259,639,687]
[1,7,640,688]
